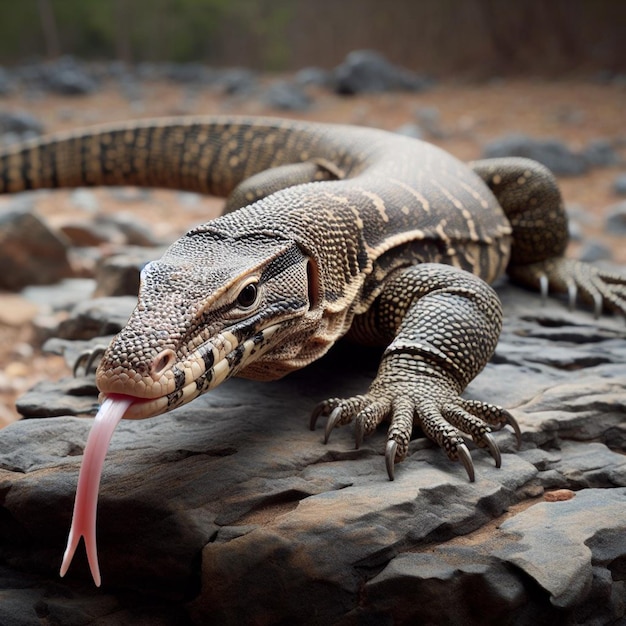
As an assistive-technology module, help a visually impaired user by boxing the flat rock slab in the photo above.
[1,284,625,625]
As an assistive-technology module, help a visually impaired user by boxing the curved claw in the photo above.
[73,346,106,377]
[309,403,326,431]
[457,444,475,482]
[385,440,398,481]
[324,407,342,444]
[503,410,522,448]
[539,273,549,305]
[483,433,501,468]
[354,419,364,450]
[592,292,603,320]
[567,283,577,312]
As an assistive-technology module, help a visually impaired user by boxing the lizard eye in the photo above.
[237,282,259,308]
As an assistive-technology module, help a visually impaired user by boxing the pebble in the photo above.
[613,173,626,196]
[605,200,626,234]
[544,489,576,502]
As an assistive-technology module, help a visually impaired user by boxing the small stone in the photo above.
[584,138,619,167]
[482,134,588,176]
[294,67,331,88]
[0,67,13,95]
[0,208,73,290]
[70,188,101,213]
[43,56,98,95]
[218,68,257,96]
[55,296,137,340]
[544,489,576,502]
[613,173,626,196]
[333,50,431,95]
[578,241,612,263]
[262,81,311,111]
[4,362,29,378]
[414,106,445,139]
[0,294,39,326]
[394,123,424,140]
[0,110,43,136]
[106,187,151,204]
[94,247,166,297]
[605,200,626,234]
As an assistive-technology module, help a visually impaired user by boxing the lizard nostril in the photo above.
[151,349,176,377]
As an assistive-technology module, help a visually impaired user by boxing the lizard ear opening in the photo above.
[307,258,320,311]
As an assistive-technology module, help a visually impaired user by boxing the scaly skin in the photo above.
[1,116,625,479]
[4,116,626,586]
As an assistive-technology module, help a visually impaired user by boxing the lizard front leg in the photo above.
[311,263,520,481]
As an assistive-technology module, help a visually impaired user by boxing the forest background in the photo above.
[0,0,624,77]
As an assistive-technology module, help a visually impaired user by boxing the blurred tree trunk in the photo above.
[37,0,60,59]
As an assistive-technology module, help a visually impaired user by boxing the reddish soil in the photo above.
[0,77,625,427]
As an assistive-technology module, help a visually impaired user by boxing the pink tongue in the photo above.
[60,395,133,586]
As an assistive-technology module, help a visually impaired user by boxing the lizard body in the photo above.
[1,117,624,479]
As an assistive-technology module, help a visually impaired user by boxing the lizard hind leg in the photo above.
[508,257,626,317]
[470,157,626,316]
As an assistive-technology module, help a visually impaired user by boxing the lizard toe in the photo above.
[458,398,522,447]
[310,395,369,442]
[510,258,626,317]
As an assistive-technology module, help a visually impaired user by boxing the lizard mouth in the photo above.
[96,323,283,420]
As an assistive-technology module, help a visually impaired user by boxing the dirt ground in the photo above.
[0,76,625,427]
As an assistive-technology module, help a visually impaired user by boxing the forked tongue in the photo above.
[60,395,133,586]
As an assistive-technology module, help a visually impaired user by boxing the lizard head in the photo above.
[95,226,318,419]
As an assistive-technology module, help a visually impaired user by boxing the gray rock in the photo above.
[413,106,445,139]
[394,122,424,140]
[42,56,98,95]
[333,50,431,95]
[94,213,162,247]
[163,62,212,84]
[218,68,257,96]
[0,207,73,290]
[294,67,332,88]
[605,200,626,234]
[584,138,620,167]
[496,488,626,609]
[94,246,166,297]
[613,173,626,196]
[0,110,44,136]
[22,278,96,313]
[262,80,312,111]
[1,284,625,622]
[0,67,14,95]
[578,240,612,263]
[106,187,152,204]
[69,188,101,213]
[357,489,626,623]
[482,133,589,176]
[16,377,99,418]
[55,296,136,339]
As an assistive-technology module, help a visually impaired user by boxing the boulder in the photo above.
[1,284,625,623]
[0,204,73,290]
[613,173,626,196]
[333,50,431,95]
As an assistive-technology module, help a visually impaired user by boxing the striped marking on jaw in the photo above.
[98,324,283,420]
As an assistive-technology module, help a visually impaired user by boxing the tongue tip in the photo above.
[59,395,133,586]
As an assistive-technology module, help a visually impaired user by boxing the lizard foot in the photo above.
[508,258,626,318]
[310,381,520,481]
[73,345,108,377]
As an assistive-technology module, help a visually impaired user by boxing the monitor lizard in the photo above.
[1,116,624,482]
